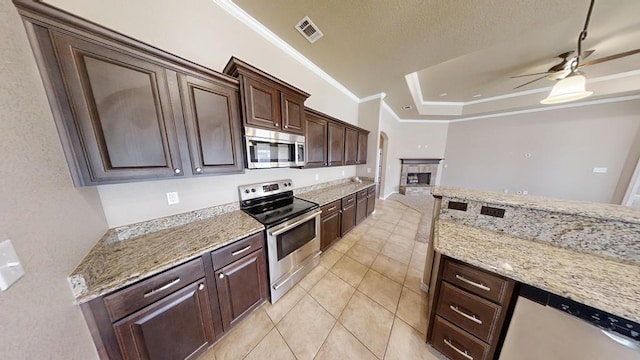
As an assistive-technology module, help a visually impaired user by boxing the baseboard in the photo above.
[420,281,429,293]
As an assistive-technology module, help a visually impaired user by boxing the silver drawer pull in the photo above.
[455,274,491,292]
[328,206,337,212]
[231,245,252,256]
[444,338,473,360]
[143,278,180,298]
[450,305,483,324]
[347,198,354,202]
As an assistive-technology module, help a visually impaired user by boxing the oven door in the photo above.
[267,209,321,297]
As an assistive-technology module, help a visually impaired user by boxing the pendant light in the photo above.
[541,0,595,104]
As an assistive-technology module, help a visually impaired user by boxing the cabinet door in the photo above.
[51,32,183,184]
[356,196,367,225]
[367,192,376,216]
[280,91,305,135]
[344,127,358,165]
[328,122,345,166]
[112,280,214,360]
[215,250,268,331]
[242,76,280,130]
[341,203,356,235]
[178,74,244,175]
[305,113,328,167]
[321,211,342,251]
[357,132,368,165]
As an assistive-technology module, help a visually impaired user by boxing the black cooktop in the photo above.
[243,196,318,227]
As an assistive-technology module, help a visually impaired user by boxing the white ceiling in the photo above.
[231,0,640,120]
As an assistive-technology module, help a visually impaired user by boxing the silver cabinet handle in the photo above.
[143,278,180,298]
[195,167,202,173]
[455,274,491,292]
[328,206,337,212]
[274,123,279,127]
[174,168,181,174]
[198,283,205,291]
[347,198,354,203]
[450,305,482,324]
[324,162,327,166]
[231,245,252,256]
[444,338,473,360]
[219,273,224,279]
[284,125,288,128]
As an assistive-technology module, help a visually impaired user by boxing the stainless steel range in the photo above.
[239,179,321,303]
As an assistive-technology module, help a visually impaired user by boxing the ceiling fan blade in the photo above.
[514,75,548,89]
[581,49,595,60]
[579,48,640,67]
[510,71,550,79]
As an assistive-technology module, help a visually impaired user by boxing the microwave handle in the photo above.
[269,209,321,237]
[295,142,305,165]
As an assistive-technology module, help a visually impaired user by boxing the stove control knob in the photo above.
[244,189,250,194]
[288,182,292,186]
[251,188,256,193]
[283,183,288,187]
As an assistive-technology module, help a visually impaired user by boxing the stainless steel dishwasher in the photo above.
[500,285,640,360]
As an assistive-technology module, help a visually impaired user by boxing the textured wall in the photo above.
[43,0,361,227]
[0,2,108,359]
[441,99,640,203]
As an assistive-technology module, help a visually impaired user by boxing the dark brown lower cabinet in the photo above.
[215,249,268,331]
[79,232,268,360]
[320,200,342,251]
[366,186,376,216]
[355,190,368,225]
[341,194,356,236]
[113,280,213,360]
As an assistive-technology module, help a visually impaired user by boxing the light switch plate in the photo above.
[593,167,608,173]
[166,192,180,205]
[0,240,25,291]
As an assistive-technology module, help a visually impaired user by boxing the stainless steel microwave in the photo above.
[245,127,305,169]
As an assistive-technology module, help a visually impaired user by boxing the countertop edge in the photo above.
[297,181,376,206]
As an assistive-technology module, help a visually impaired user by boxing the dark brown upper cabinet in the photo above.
[344,127,358,165]
[357,131,368,165]
[224,58,309,136]
[19,8,244,186]
[177,74,243,176]
[305,111,329,168]
[328,122,345,166]
[304,107,369,168]
[48,31,185,184]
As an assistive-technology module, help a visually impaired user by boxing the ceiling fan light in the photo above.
[540,74,593,104]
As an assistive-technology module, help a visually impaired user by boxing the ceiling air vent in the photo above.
[295,16,323,43]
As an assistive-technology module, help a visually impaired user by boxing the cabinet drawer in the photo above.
[104,258,205,322]
[321,200,342,217]
[443,259,512,304]
[367,186,376,195]
[212,232,265,270]
[357,189,368,200]
[432,316,490,360]
[342,194,356,208]
[436,282,501,343]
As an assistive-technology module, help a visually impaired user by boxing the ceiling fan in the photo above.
[510,0,640,97]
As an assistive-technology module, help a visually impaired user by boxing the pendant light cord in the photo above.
[574,0,596,71]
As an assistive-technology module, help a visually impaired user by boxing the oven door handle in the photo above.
[269,209,322,237]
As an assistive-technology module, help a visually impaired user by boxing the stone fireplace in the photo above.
[399,158,442,195]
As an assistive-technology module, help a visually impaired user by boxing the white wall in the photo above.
[43,0,361,227]
[378,107,449,198]
[441,99,640,203]
[0,2,109,359]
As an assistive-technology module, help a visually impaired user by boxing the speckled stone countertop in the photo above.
[432,186,640,224]
[435,219,640,323]
[69,210,264,303]
[297,180,376,206]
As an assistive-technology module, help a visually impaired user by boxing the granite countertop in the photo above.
[435,219,640,323]
[297,180,376,206]
[432,186,640,224]
[69,210,264,303]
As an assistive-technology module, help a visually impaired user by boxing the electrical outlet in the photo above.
[593,167,608,173]
[166,192,180,205]
[522,190,528,195]
[367,168,371,173]
[341,170,345,176]
[0,240,25,291]
[315,173,319,181]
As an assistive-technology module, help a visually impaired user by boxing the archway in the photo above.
[378,131,389,198]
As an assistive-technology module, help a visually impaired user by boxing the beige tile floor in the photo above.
[200,199,445,360]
